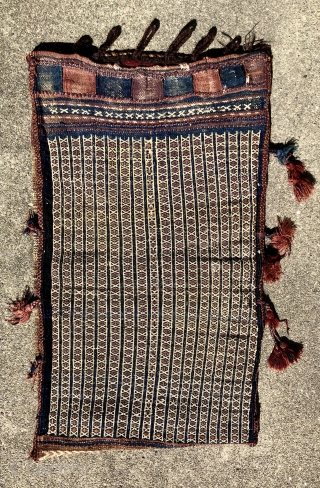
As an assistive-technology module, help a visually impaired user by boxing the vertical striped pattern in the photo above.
[57,137,73,436]
[47,136,61,435]
[79,135,96,437]
[128,138,147,438]
[69,136,84,436]
[91,135,108,436]
[47,130,261,443]
[104,137,119,437]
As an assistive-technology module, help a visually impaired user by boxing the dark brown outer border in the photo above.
[31,49,270,73]
[33,435,254,461]
[28,50,272,460]
[27,53,47,461]
[250,51,272,447]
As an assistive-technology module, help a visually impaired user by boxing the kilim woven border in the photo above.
[13,21,313,460]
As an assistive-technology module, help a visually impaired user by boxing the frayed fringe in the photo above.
[27,354,42,389]
[24,210,43,236]
[30,447,92,461]
[8,286,39,325]
[270,140,315,201]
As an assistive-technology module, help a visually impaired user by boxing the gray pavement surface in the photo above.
[0,0,319,486]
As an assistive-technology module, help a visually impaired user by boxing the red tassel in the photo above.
[262,250,283,283]
[264,299,303,371]
[268,336,303,371]
[8,288,39,325]
[286,156,315,202]
[267,343,291,370]
[270,216,296,256]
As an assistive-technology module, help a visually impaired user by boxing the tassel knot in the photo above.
[274,138,298,164]
[271,139,315,201]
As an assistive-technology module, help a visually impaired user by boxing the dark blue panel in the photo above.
[96,76,132,98]
[36,65,63,93]
[164,76,193,97]
[220,65,246,88]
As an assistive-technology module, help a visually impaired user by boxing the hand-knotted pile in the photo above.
[21,21,312,460]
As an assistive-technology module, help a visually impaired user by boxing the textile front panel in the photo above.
[29,51,271,450]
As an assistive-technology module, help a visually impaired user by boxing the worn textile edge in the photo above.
[251,50,272,446]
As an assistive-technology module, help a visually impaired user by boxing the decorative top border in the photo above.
[30,51,270,104]
[33,19,271,68]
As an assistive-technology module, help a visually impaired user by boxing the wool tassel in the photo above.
[285,155,315,202]
[269,216,296,256]
[268,329,303,371]
[271,139,315,202]
[262,216,296,283]
[92,26,122,62]
[267,342,291,371]
[165,19,197,60]
[262,247,283,283]
[192,26,217,60]
[8,287,39,325]
[133,18,160,58]
[73,35,97,58]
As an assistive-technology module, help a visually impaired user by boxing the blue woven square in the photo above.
[220,65,245,88]
[96,76,132,98]
[36,65,62,92]
[164,76,193,97]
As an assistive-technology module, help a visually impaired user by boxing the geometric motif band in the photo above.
[38,97,265,121]
[47,130,261,444]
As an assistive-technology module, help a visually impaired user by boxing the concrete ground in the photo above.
[0,0,319,486]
